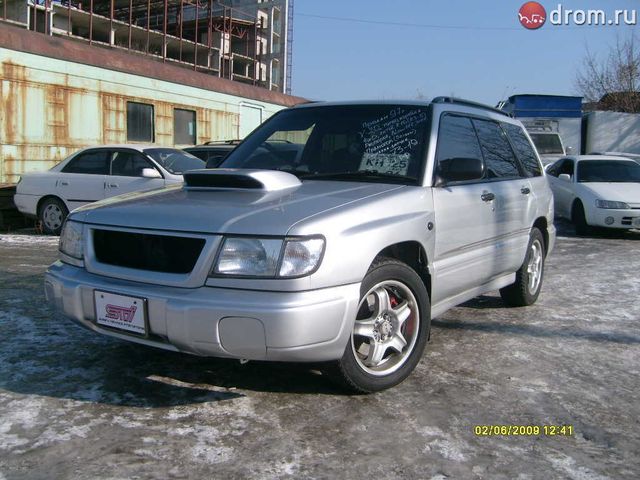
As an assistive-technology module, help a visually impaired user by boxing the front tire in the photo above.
[572,201,590,236]
[333,258,430,393]
[38,197,68,235]
[500,227,545,307]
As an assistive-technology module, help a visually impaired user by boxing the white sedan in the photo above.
[14,144,205,234]
[546,155,640,234]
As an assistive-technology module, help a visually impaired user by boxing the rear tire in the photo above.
[38,197,68,235]
[572,201,590,236]
[331,257,430,393]
[500,227,545,307]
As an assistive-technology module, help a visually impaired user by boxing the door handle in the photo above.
[481,192,495,202]
[107,183,119,188]
[59,181,69,186]
[521,187,531,195]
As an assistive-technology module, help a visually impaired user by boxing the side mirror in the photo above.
[436,157,484,185]
[565,146,574,154]
[558,173,571,182]
[141,168,162,179]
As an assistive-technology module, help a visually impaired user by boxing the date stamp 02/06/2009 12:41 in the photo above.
[474,425,574,437]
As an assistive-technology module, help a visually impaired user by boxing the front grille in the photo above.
[93,229,205,274]
[622,217,633,226]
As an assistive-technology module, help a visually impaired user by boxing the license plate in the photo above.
[94,290,147,335]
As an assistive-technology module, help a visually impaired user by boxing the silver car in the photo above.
[45,98,555,392]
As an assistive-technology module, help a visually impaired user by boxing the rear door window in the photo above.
[62,151,110,175]
[472,119,522,179]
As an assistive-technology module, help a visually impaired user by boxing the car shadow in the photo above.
[431,317,640,345]
[0,266,346,409]
[0,324,345,408]
[554,218,640,240]
[459,295,505,310]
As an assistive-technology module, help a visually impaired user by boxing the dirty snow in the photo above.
[0,222,639,479]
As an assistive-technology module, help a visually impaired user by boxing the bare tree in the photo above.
[575,34,640,113]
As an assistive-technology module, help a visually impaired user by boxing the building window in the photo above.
[174,109,197,145]
[127,102,154,142]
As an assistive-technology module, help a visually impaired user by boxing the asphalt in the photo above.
[0,221,639,479]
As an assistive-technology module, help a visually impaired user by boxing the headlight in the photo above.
[595,199,630,209]
[214,237,282,277]
[212,236,325,278]
[59,220,84,260]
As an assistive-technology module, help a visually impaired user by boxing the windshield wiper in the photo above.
[299,171,416,183]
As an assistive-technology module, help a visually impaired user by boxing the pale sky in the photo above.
[291,0,639,105]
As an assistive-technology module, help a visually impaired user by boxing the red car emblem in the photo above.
[105,304,137,323]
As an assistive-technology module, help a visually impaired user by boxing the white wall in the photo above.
[584,111,640,155]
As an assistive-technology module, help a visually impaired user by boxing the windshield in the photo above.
[220,105,430,185]
[577,159,640,183]
[144,148,205,174]
[529,133,564,155]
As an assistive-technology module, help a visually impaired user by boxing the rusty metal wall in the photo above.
[0,44,289,184]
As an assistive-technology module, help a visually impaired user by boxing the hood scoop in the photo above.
[183,169,301,192]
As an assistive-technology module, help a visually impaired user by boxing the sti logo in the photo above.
[519,2,546,29]
[105,304,137,323]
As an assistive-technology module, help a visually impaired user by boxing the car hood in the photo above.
[581,182,640,205]
[71,181,405,235]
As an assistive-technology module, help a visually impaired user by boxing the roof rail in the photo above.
[203,139,242,145]
[432,96,512,117]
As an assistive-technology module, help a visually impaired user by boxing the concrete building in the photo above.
[2,0,292,93]
[0,1,303,184]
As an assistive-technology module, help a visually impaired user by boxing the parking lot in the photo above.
[0,221,639,480]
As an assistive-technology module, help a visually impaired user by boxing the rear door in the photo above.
[472,118,532,277]
[503,121,546,230]
[57,149,109,210]
[106,149,166,197]
[431,114,498,305]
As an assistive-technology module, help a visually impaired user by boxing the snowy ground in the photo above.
[0,222,639,479]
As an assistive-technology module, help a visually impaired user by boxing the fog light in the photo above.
[605,216,615,225]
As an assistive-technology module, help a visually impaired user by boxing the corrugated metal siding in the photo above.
[0,44,295,183]
[505,94,583,118]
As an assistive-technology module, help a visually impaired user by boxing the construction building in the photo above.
[0,1,301,184]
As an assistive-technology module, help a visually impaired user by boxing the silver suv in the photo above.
[45,98,555,392]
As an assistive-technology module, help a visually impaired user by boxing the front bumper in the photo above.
[589,209,640,229]
[44,261,361,362]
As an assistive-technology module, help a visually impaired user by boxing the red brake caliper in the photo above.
[392,292,413,337]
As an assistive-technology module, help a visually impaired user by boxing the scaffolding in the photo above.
[0,0,285,91]
[285,0,292,94]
